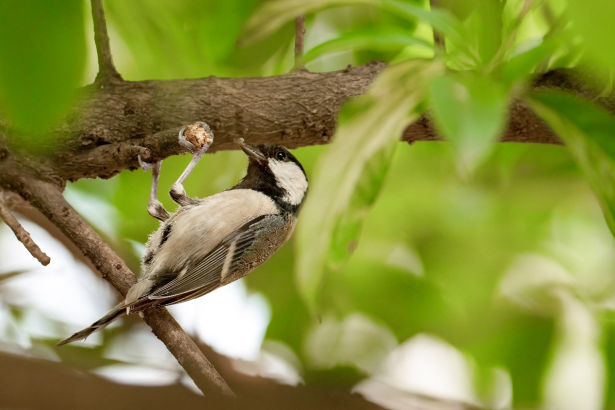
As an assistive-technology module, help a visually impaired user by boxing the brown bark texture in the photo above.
[2,63,606,188]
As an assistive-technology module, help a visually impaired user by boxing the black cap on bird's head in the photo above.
[234,139,308,212]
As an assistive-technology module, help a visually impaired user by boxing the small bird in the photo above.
[58,123,308,345]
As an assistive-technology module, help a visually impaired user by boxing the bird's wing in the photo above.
[148,214,280,299]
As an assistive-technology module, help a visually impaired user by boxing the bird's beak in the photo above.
[236,138,265,163]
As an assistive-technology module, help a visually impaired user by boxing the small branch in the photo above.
[293,15,306,70]
[0,170,235,400]
[0,199,50,266]
[143,309,236,398]
[90,0,121,81]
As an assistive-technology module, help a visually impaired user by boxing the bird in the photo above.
[58,123,308,345]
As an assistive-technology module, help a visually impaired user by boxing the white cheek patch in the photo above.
[268,159,308,206]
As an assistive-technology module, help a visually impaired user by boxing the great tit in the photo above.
[58,125,308,345]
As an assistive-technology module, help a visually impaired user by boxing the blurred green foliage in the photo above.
[0,0,85,139]
[2,0,615,408]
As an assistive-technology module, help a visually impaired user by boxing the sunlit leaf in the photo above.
[429,72,510,174]
[0,0,86,137]
[295,59,442,311]
[304,28,431,64]
[528,91,615,235]
[328,143,396,270]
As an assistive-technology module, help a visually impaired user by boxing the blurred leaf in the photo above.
[304,313,397,373]
[0,270,26,284]
[0,0,86,136]
[501,39,557,85]
[328,143,396,270]
[243,0,370,45]
[604,313,615,407]
[474,0,503,65]
[429,73,510,173]
[439,0,478,21]
[295,59,442,312]
[528,91,615,235]
[567,0,615,73]
[381,0,465,45]
[304,28,431,63]
[106,0,276,79]
[243,0,463,46]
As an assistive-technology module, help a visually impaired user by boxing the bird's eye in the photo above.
[276,151,287,161]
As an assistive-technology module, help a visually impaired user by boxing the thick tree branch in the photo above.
[90,0,121,81]
[0,63,593,185]
[0,198,50,266]
[0,166,235,400]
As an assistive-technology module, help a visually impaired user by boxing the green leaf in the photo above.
[243,0,372,45]
[295,59,443,311]
[501,39,557,85]
[380,0,465,45]
[567,0,615,72]
[242,0,463,47]
[429,73,510,173]
[304,28,432,64]
[473,0,503,65]
[328,142,396,270]
[527,91,615,235]
[0,0,86,137]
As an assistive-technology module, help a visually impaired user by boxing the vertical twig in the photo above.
[0,198,50,266]
[90,0,122,81]
[293,15,306,71]
[2,170,235,400]
[430,0,445,53]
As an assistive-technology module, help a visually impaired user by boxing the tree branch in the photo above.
[293,15,306,71]
[0,198,50,266]
[0,167,235,400]
[1,63,592,185]
[90,0,121,81]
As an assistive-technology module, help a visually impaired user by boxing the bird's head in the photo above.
[235,139,308,210]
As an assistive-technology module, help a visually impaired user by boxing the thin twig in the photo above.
[293,15,306,70]
[0,199,50,266]
[90,0,121,81]
[1,170,235,400]
[430,0,445,53]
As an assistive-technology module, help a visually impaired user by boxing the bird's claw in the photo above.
[138,155,156,172]
[178,126,197,151]
[178,122,214,154]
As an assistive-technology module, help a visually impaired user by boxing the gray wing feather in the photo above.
[148,214,272,299]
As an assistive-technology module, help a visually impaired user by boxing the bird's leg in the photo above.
[139,157,170,222]
[169,122,214,207]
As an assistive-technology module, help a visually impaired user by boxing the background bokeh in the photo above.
[1,0,615,409]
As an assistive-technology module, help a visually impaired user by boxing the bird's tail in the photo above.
[57,302,127,346]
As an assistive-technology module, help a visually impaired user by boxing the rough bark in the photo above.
[2,63,602,187]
